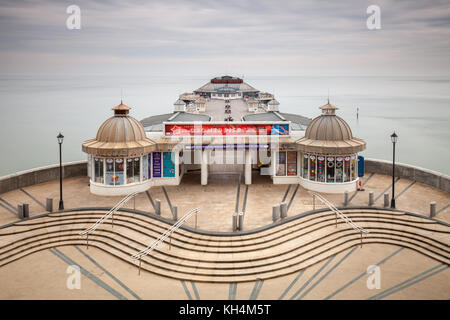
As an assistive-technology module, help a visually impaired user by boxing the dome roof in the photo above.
[304,104,352,141]
[297,101,366,154]
[82,102,155,157]
[268,99,280,105]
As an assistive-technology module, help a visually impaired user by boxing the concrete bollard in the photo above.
[232,212,238,232]
[23,203,29,218]
[172,204,178,221]
[344,191,349,206]
[383,193,389,207]
[272,205,280,222]
[46,198,53,212]
[17,203,24,219]
[155,199,161,215]
[238,212,244,231]
[430,201,436,218]
[369,191,374,206]
[280,202,287,219]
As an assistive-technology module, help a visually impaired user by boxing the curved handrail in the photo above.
[309,191,369,234]
[79,192,139,236]
[131,207,199,261]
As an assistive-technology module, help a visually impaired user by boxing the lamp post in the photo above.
[57,133,64,210]
[390,132,398,209]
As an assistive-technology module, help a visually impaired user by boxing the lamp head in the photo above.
[390,132,398,143]
[57,132,64,144]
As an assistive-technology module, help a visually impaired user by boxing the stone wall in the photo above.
[364,158,450,193]
[1,158,449,195]
[0,161,87,195]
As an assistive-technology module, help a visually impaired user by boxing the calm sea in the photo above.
[0,75,449,176]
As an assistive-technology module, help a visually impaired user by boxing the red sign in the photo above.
[164,124,289,136]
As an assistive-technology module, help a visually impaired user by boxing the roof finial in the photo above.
[121,88,123,104]
[327,88,330,104]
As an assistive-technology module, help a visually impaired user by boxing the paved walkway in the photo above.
[0,244,448,299]
[0,172,448,231]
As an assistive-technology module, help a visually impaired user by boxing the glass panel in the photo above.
[94,158,104,184]
[142,155,148,181]
[303,154,308,178]
[134,157,141,182]
[351,155,356,180]
[344,156,351,182]
[276,151,286,176]
[126,158,134,184]
[114,158,124,185]
[105,158,115,185]
[327,157,335,182]
[287,151,297,176]
[309,155,316,181]
[163,152,175,178]
[336,157,343,183]
[317,156,325,182]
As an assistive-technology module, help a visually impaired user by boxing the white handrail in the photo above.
[79,192,139,236]
[309,191,369,234]
[131,207,199,261]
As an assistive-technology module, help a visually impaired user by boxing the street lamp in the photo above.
[390,132,398,209]
[57,132,64,210]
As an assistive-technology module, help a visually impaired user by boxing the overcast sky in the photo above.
[0,0,449,76]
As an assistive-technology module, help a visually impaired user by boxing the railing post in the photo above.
[86,234,89,249]
[430,201,436,218]
[138,257,142,276]
[169,234,172,250]
[195,212,198,229]
[280,202,287,219]
[344,191,349,206]
[384,193,389,207]
[173,205,178,221]
[238,212,244,231]
[46,197,53,212]
[272,205,280,222]
[360,232,363,248]
[155,199,161,215]
[112,212,114,228]
[232,212,237,232]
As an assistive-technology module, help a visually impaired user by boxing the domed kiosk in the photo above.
[82,102,156,196]
[296,101,366,193]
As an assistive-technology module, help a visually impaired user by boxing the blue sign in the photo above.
[358,155,364,177]
[271,124,289,135]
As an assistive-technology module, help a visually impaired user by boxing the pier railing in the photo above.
[309,191,368,245]
[131,207,200,275]
[79,192,139,246]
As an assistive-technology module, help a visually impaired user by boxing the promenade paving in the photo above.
[0,172,448,231]
[0,244,447,300]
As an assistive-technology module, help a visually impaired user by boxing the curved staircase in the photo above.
[0,208,448,283]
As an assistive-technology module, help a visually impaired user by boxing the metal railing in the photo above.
[131,207,200,275]
[309,191,368,246]
[79,192,139,247]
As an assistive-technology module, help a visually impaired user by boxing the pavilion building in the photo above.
[82,77,366,195]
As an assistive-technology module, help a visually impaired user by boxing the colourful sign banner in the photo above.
[164,123,289,136]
